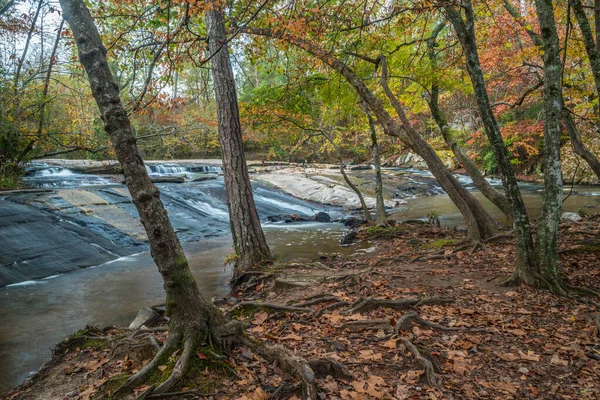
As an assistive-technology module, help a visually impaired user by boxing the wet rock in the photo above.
[561,212,583,222]
[343,217,364,229]
[192,176,217,182]
[315,212,331,222]
[340,230,357,245]
[349,165,373,171]
[267,214,311,223]
[129,306,160,330]
[151,176,185,184]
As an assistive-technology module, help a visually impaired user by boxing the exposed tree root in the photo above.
[398,336,439,387]
[112,331,182,397]
[230,301,313,314]
[290,295,339,308]
[244,338,318,400]
[347,296,454,313]
[152,335,195,395]
[312,300,350,318]
[395,312,488,333]
[340,319,393,331]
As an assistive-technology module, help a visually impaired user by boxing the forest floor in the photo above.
[4,219,600,400]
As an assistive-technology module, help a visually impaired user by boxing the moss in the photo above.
[102,373,129,395]
[422,238,456,249]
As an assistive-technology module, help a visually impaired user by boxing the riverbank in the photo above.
[6,220,600,399]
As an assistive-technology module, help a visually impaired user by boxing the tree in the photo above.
[442,0,538,281]
[205,2,272,284]
[57,0,240,395]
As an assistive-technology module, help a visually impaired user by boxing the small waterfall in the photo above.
[145,164,223,175]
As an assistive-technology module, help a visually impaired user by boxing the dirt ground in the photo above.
[3,220,600,400]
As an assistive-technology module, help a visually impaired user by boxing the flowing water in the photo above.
[1,163,600,392]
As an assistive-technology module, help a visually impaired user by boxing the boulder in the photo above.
[343,217,364,229]
[561,212,583,222]
[349,165,373,171]
[315,212,331,222]
[340,230,357,245]
[129,306,160,330]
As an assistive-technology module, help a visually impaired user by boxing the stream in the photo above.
[1,162,600,392]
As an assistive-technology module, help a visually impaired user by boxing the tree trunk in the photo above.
[206,6,272,281]
[425,26,512,222]
[239,27,497,243]
[564,111,600,181]
[444,1,538,278]
[340,163,372,222]
[534,0,566,292]
[365,109,389,226]
[58,0,216,337]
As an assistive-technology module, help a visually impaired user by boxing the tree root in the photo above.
[290,295,339,308]
[244,338,318,400]
[340,319,393,331]
[112,331,182,397]
[395,312,487,333]
[152,335,195,395]
[347,296,454,314]
[398,336,439,387]
[312,300,350,318]
[229,301,312,315]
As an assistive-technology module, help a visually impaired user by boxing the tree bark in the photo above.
[443,1,538,278]
[533,0,566,292]
[206,5,272,280]
[58,0,216,336]
[239,27,497,243]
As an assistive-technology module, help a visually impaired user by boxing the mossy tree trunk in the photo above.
[532,0,567,292]
[206,5,272,281]
[443,1,538,278]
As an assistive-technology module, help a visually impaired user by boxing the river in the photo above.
[1,162,599,392]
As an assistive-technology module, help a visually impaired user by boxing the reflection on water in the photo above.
[0,223,363,393]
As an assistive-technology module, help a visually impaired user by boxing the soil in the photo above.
[3,220,600,400]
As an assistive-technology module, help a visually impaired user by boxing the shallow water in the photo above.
[0,223,364,392]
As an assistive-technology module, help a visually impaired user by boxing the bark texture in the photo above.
[206,6,272,280]
[239,27,497,243]
[533,0,565,290]
[444,1,538,276]
[58,0,215,335]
